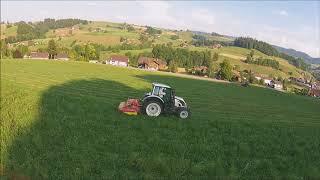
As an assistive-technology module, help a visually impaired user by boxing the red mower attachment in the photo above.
[118,99,141,115]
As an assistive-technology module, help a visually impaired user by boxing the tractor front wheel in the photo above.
[144,101,162,117]
[177,108,189,119]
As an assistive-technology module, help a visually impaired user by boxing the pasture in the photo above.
[1,59,320,179]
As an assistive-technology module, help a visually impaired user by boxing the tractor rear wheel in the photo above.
[144,101,162,117]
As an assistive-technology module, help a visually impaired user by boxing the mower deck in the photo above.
[118,99,141,115]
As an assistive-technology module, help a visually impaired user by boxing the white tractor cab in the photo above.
[142,83,190,119]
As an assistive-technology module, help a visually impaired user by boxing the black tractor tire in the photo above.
[176,107,190,119]
[143,100,163,117]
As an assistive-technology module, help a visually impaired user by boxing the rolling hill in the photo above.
[1,59,320,178]
[273,45,320,64]
[0,20,314,80]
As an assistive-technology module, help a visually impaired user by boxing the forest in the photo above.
[152,44,213,68]
[6,18,88,43]
[192,34,233,47]
[234,37,309,70]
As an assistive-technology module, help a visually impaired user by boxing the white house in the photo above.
[89,60,99,64]
[274,83,283,90]
[270,80,283,90]
[264,79,272,85]
[255,76,262,81]
[106,55,129,67]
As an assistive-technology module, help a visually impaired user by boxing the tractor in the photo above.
[118,82,190,119]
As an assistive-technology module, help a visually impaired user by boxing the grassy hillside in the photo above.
[190,46,311,79]
[1,20,313,79]
[1,59,320,178]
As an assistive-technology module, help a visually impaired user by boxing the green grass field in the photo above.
[1,59,320,179]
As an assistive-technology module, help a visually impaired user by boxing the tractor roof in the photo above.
[152,82,171,88]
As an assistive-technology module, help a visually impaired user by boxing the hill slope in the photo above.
[273,45,320,64]
[2,59,320,178]
[1,21,314,80]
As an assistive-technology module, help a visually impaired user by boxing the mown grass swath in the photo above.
[1,59,320,178]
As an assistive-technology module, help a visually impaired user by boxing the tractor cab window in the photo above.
[152,86,160,96]
[153,86,167,97]
[153,86,170,99]
[171,89,175,99]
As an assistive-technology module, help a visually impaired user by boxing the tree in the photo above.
[170,35,179,40]
[145,26,162,35]
[282,79,288,90]
[250,50,254,57]
[0,39,10,58]
[169,60,178,73]
[245,54,253,63]
[213,52,219,61]
[218,60,232,81]
[47,39,57,59]
[16,44,29,56]
[207,59,216,78]
[248,70,255,83]
[120,36,126,43]
[84,44,96,61]
[127,25,135,32]
[12,49,23,58]
[234,65,240,71]
[139,34,148,44]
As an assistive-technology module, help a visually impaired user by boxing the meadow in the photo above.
[1,59,320,179]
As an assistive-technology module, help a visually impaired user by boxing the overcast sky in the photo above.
[1,1,320,57]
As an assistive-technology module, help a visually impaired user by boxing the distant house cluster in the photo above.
[104,55,168,71]
[211,44,223,49]
[24,52,69,60]
[289,77,311,88]
[138,57,167,71]
[309,88,320,98]
[308,81,320,98]
[254,75,283,90]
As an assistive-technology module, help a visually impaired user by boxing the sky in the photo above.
[1,1,320,57]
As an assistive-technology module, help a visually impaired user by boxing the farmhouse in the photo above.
[211,44,222,49]
[191,66,208,75]
[311,81,320,89]
[29,52,49,60]
[264,78,272,85]
[309,89,320,97]
[138,57,159,71]
[89,60,99,64]
[107,55,129,67]
[270,80,283,90]
[289,77,311,88]
[138,57,167,71]
[56,53,69,60]
[255,76,262,81]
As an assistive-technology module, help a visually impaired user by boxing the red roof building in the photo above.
[29,52,49,59]
[107,55,129,67]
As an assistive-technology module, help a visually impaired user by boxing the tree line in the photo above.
[234,37,309,70]
[151,44,213,68]
[6,19,88,43]
[245,50,280,69]
[145,26,162,35]
[192,34,233,47]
